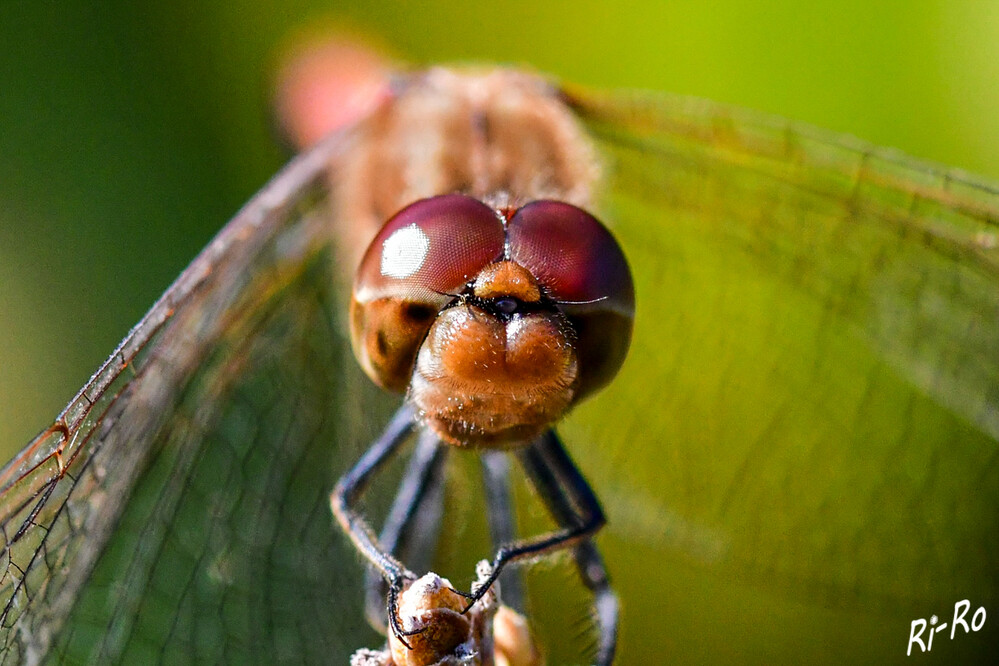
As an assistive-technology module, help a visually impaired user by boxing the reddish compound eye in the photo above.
[351,195,505,392]
[508,201,635,399]
[508,201,634,312]
[354,194,505,304]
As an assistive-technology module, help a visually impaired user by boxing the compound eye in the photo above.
[351,194,505,393]
[508,201,635,400]
[354,194,506,305]
[508,200,634,313]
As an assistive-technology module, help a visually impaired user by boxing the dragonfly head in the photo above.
[350,194,634,447]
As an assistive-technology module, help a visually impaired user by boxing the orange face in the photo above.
[350,194,634,448]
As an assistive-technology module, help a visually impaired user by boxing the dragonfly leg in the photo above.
[568,539,618,666]
[457,429,614,662]
[519,430,617,665]
[331,403,426,643]
[480,450,526,613]
[364,427,448,631]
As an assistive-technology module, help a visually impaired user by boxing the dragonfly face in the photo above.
[1,38,997,666]
[350,194,634,446]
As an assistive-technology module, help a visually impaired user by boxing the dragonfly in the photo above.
[1,38,997,664]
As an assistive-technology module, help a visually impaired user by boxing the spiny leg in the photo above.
[331,403,424,643]
[520,431,618,665]
[458,430,607,620]
[480,450,526,613]
[364,427,448,630]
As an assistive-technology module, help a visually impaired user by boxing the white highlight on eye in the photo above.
[381,223,430,278]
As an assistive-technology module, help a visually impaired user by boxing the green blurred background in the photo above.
[1,1,997,462]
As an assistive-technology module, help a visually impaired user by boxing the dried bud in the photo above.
[388,574,483,666]
[493,606,541,666]
[351,563,542,666]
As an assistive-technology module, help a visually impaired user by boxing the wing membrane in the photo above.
[562,88,998,662]
[1,81,997,664]
[0,133,397,663]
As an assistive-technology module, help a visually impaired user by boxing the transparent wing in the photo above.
[0,133,398,664]
[561,87,999,663]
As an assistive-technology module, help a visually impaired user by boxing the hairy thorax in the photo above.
[335,67,601,272]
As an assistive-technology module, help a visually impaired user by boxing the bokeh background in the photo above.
[2,1,999,454]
